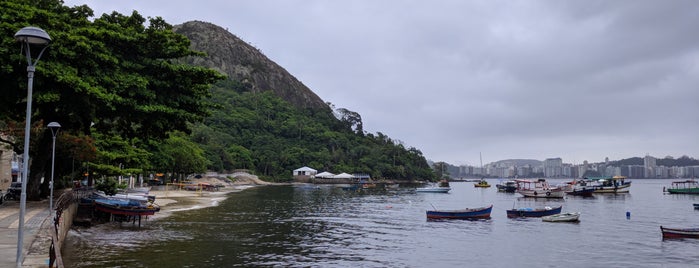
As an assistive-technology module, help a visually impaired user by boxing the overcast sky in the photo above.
[63,0,698,166]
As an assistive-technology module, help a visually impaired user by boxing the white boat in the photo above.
[542,212,581,222]
[416,187,451,193]
[515,179,565,198]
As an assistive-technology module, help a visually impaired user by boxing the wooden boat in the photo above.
[507,205,562,218]
[665,179,699,194]
[542,212,580,222]
[515,179,565,198]
[93,198,160,216]
[426,205,493,220]
[474,179,491,188]
[496,180,517,192]
[588,176,631,193]
[416,187,451,193]
[560,179,595,197]
[660,226,699,239]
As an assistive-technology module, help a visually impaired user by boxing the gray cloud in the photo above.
[64,0,699,165]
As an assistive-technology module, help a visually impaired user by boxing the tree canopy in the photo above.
[0,0,222,199]
[1,1,434,201]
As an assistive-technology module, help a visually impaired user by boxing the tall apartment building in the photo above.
[644,155,657,178]
[544,157,563,178]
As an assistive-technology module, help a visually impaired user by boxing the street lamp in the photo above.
[48,122,61,216]
[14,26,51,268]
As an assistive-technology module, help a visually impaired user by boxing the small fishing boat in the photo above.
[474,179,491,188]
[507,205,562,218]
[93,198,160,216]
[426,205,493,220]
[515,179,565,198]
[694,204,699,210]
[416,187,451,193]
[560,179,595,197]
[588,176,631,193]
[660,226,699,239]
[496,180,517,193]
[542,212,580,222]
[665,179,699,194]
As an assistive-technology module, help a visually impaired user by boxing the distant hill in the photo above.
[167,20,434,180]
[174,21,327,109]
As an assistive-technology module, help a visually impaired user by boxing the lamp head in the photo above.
[14,26,51,45]
[48,122,61,136]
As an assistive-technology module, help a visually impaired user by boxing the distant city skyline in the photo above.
[450,154,699,179]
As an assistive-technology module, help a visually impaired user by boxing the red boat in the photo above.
[660,226,699,239]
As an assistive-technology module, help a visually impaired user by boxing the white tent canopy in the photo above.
[293,166,317,176]
[314,171,335,178]
[333,172,355,179]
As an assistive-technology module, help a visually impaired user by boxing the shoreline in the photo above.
[148,185,258,220]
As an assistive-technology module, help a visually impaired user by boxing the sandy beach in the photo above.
[146,174,272,219]
[148,184,256,219]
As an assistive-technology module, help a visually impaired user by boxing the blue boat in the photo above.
[506,205,562,218]
[426,205,493,220]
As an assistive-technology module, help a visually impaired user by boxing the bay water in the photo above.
[62,179,699,267]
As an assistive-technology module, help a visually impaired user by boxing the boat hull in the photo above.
[593,183,630,193]
[661,226,699,239]
[566,187,595,197]
[517,189,565,198]
[507,206,562,218]
[667,188,699,194]
[416,187,451,193]
[496,184,517,193]
[94,199,160,216]
[427,205,493,220]
[542,212,580,222]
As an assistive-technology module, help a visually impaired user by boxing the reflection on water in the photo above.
[63,179,699,267]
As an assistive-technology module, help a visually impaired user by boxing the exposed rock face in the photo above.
[174,21,327,109]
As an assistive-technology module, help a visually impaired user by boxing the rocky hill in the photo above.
[173,21,327,109]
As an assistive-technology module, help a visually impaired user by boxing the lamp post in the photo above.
[48,122,61,216]
[14,26,51,268]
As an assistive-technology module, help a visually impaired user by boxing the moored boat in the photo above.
[694,204,699,210]
[660,226,699,239]
[515,179,565,198]
[587,176,631,193]
[416,187,451,193]
[542,212,580,222]
[665,179,699,194]
[93,198,160,216]
[560,179,595,197]
[426,205,493,220]
[496,180,517,192]
[474,179,491,188]
[507,205,562,218]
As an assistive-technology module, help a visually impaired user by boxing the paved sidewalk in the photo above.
[0,199,53,267]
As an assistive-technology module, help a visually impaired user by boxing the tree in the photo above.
[0,1,222,199]
[150,132,207,180]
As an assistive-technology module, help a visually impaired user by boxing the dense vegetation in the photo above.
[191,79,434,181]
[0,0,435,199]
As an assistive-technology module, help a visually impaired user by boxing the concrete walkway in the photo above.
[0,199,53,267]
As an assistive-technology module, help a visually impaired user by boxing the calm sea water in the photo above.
[63,179,699,267]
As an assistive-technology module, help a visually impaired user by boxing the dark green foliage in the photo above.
[0,0,222,199]
[191,79,434,181]
[95,177,119,196]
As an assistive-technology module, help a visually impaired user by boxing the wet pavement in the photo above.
[0,199,53,267]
